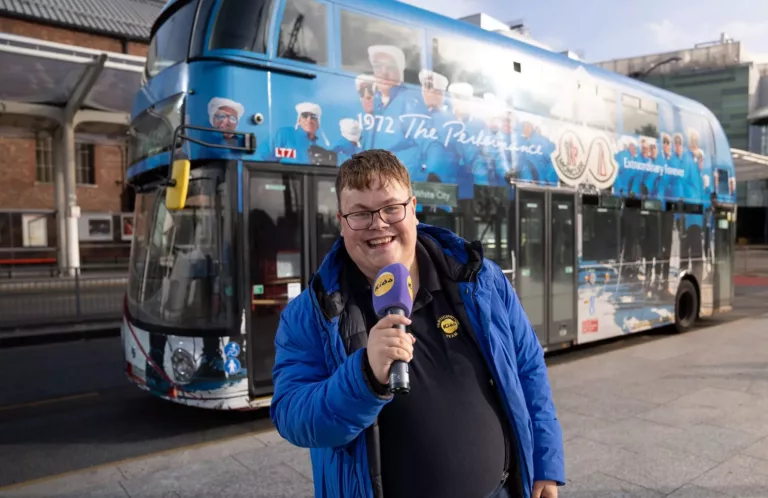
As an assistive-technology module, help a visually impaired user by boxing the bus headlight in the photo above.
[171,348,196,384]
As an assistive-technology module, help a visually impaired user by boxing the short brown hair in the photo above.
[335,149,412,208]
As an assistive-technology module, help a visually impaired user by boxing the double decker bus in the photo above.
[122,0,737,410]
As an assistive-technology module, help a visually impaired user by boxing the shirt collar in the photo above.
[342,240,441,298]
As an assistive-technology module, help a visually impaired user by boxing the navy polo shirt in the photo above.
[356,242,520,498]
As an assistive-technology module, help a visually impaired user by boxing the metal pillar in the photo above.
[60,53,107,276]
[54,128,67,274]
[61,123,80,276]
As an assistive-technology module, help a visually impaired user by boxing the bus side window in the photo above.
[575,82,617,133]
[339,9,422,85]
[277,0,328,66]
[208,0,272,54]
[622,94,658,137]
[146,1,198,78]
[682,111,715,158]
[431,35,499,99]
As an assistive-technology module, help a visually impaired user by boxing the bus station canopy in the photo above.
[731,149,768,182]
[0,33,145,135]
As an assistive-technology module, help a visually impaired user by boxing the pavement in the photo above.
[3,304,768,497]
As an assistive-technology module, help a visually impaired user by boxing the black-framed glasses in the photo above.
[341,198,412,230]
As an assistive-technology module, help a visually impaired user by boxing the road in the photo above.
[0,338,274,487]
[0,282,765,488]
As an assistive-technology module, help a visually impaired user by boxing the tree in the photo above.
[636,124,658,138]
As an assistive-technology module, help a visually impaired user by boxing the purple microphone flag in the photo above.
[372,262,414,318]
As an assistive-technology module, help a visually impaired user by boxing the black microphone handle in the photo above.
[385,307,411,394]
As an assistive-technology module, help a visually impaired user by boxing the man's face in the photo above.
[650,144,658,160]
[663,140,671,157]
[674,137,683,156]
[421,80,444,109]
[629,144,637,157]
[212,106,238,136]
[451,94,470,117]
[522,122,533,139]
[359,84,374,114]
[299,112,319,136]
[371,53,400,92]
[336,177,418,281]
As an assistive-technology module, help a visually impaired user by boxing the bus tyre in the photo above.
[674,279,698,333]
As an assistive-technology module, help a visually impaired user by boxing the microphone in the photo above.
[372,262,414,394]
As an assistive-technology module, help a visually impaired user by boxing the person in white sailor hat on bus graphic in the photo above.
[510,116,554,187]
[612,136,640,198]
[354,73,376,150]
[480,92,517,187]
[332,118,363,165]
[208,97,245,146]
[363,44,421,171]
[260,102,336,166]
[678,128,707,276]
[408,68,459,184]
[637,136,658,197]
[445,81,492,200]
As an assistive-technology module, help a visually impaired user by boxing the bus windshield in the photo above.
[127,164,236,333]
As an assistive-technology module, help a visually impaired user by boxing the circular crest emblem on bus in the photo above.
[553,130,587,182]
[374,272,395,297]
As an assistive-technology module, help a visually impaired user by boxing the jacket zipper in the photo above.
[469,278,531,498]
[309,281,342,369]
[309,281,369,497]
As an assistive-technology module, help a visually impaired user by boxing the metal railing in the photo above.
[736,245,768,277]
[0,269,127,331]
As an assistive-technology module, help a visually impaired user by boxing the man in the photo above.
[208,97,244,141]
[261,102,335,166]
[270,149,565,498]
[332,118,363,165]
[364,45,422,170]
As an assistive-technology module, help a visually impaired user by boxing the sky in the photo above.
[400,0,768,63]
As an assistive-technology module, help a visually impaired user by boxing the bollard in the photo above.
[75,269,82,317]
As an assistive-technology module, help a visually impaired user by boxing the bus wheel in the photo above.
[674,279,698,333]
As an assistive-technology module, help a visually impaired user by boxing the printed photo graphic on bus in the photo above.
[180,49,729,209]
[208,97,244,145]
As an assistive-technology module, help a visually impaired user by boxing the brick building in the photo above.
[0,0,164,271]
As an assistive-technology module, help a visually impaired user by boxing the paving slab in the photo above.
[2,313,768,497]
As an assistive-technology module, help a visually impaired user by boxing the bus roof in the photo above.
[147,0,713,119]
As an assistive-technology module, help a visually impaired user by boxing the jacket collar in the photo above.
[311,224,484,320]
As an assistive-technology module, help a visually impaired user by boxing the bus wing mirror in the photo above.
[166,159,191,210]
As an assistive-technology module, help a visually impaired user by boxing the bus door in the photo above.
[242,165,339,396]
[511,187,577,350]
[712,206,735,312]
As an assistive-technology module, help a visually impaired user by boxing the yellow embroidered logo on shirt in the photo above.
[438,315,459,338]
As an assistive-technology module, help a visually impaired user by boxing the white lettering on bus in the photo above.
[413,188,452,202]
[623,158,684,177]
[396,114,543,156]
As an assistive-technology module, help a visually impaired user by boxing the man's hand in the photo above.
[532,480,558,498]
[367,315,416,385]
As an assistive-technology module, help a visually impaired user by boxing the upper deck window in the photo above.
[276,0,328,65]
[339,9,422,85]
[431,36,500,99]
[146,0,198,78]
[209,0,273,54]
[681,110,717,156]
[622,94,659,137]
